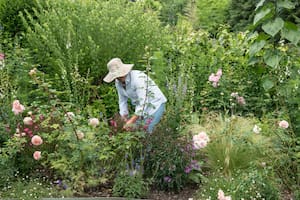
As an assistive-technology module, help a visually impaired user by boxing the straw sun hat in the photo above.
[103,58,134,83]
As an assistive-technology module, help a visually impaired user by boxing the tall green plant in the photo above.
[21,0,166,79]
[249,0,300,134]
[195,0,230,33]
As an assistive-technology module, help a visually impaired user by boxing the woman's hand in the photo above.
[122,115,139,131]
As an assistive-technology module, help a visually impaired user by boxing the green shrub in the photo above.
[196,168,280,200]
[0,0,38,36]
[195,0,230,33]
[21,0,167,81]
[113,171,149,198]
[0,176,61,199]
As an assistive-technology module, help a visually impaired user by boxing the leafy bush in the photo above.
[196,168,280,200]
[21,0,167,81]
[195,0,230,33]
[0,175,61,199]
[0,0,38,36]
[113,171,149,198]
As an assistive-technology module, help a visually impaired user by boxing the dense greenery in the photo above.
[0,0,299,199]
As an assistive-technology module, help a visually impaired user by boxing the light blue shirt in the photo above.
[115,70,167,117]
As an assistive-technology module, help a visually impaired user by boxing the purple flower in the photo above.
[184,166,192,174]
[163,176,172,183]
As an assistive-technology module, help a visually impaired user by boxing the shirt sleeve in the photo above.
[133,73,149,116]
[116,83,129,116]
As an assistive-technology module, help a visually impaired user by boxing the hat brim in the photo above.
[103,64,134,83]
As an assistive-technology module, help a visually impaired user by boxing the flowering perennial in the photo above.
[218,189,231,200]
[193,131,210,149]
[88,118,99,127]
[208,68,222,87]
[278,120,289,129]
[12,100,25,115]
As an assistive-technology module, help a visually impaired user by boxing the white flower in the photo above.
[88,118,99,127]
[65,112,75,118]
[253,125,261,134]
[278,120,289,129]
[76,130,84,140]
[23,117,33,125]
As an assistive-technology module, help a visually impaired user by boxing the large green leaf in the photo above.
[263,50,281,68]
[281,22,300,45]
[249,40,266,56]
[278,0,295,9]
[254,8,271,25]
[262,78,274,91]
[262,17,284,37]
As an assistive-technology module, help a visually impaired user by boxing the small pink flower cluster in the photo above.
[12,100,25,115]
[193,131,210,149]
[12,100,43,160]
[218,189,231,200]
[231,92,246,105]
[278,120,289,129]
[208,69,222,87]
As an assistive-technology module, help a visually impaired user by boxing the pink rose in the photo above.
[31,135,43,146]
[110,120,117,128]
[193,131,210,149]
[23,116,33,125]
[236,96,246,105]
[12,100,25,115]
[208,69,222,87]
[88,118,99,127]
[194,140,208,149]
[278,120,289,129]
[33,151,41,160]
[216,68,222,76]
[218,189,231,200]
[76,130,84,139]
[0,53,5,60]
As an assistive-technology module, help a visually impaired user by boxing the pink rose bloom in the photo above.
[208,69,222,87]
[12,100,25,115]
[278,120,289,129]
[0,53,5,60]
[110,120,117,128]
[208,74,220,82]
[193,131,210,149]
[218,189,232,200]
[88,118,99,127]
[194,139,208,149]
[193,131,210,142]
[31,135,43,146]
[33,151,41,160]
[23,116,33,125]
[216,68,222,76]
[236,96,246,105]
[76,130,84,140]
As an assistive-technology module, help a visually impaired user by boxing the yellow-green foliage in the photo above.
[195,0,230,32]
[185,112,281,177]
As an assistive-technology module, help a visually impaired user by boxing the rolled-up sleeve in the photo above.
[116,85,129,116]
[134,76,148,116]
